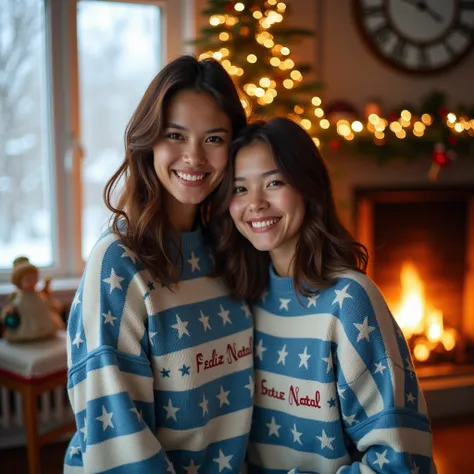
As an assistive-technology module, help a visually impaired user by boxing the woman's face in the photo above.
[153,89,232,208]
[229,140,305,264]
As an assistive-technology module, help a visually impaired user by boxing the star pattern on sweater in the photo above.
[72,332,84,349]
[160,368,170,378]
[184,459,201,474]
[166,458,176,474]
[406,392,416,404]
[266,416,281,437]
[241,303,252,318]
[373,449,390,469]
[411,462,420,474]
[354,316,376,342]
[307,294,319,308]
[187,252,201,272]
[102,310,116,326]
[279,298,291,310]
[218,304,232,325]
[130,406,142,422]
[71,291,81,310]
[119,245,137,263]
[80,417,87,440]
[216,385,230,407]
[69,445,81,458]
[245,375,254,397]
[103,268,124,293]
[147,280,155,291]
[199,393,209,416]
[328,397,337,408]
[198,310,212,331]
[333,283,353,309]
[96,405,114,430]
[179,364,190,376]
[343,413,358,426]
[172,314,190,338]
[290,423,303,444]
[298,346,311,369]
[213,449,233,472]
[149,332,157,345]
[164,398,180,421]
[374,361,387,374]
[255,339,267,360]
[322,354,333,373]
[277,344,289,365]
[316,429,335,450]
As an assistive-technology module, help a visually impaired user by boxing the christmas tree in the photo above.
[194,0,321,138]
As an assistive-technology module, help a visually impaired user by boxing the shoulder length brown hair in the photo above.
[211,117,368,301]
[104,55,247,286]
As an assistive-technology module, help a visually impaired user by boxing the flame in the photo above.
[393,262,457,361]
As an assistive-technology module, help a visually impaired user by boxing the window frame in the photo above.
[0,0,194,288]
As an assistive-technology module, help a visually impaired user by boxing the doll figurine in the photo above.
[0,256,65,342]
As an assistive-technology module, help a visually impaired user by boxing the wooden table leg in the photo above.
[23,385,41,474]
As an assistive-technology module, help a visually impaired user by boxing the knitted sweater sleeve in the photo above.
[64,235,175,473]
[333,274,436,474]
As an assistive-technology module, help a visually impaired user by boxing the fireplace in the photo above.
[355,187,474,370]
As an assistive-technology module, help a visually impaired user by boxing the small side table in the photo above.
[0,331,75,474]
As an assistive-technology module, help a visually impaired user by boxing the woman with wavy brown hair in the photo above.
[64,55,254,474]
[211,117,436,474]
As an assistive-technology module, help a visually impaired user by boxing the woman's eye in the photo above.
[233,186,246,194]
[268,180,284,187]
[167,132,183,140]
[206,135,224,144]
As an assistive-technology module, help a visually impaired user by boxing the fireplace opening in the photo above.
[355,187,474,368]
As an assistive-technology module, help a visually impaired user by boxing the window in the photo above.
[0,0,191,284]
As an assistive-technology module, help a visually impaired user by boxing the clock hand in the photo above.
[399,0,443,23]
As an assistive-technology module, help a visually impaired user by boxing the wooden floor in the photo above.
[1,417,473,473]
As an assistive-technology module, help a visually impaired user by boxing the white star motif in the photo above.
[255,339,267,360]
[266,416,281,437]
[374,361,387,375]
[184,459,201,474]
[118,244,137,263]
[298,346,311,369]
[166,458,176,474]
[149,331,157,345]
[213,449,233,472]
[71,292,81,310]
[199,394,209,416]
[171,314,190,338]
[290,423,303,445]
[163,398,180,421]
[316,429,335,450]
[80,417,87,440]
[130,406,142,422]
[279,298,291,310]
[338,386,347,399]
[96,405,114,431]
[72,332,83,349]
[277,344,289,365]
[245,375,254,398]
[411,462,420,474]
[187,252,201,272]
[405,356,415,371]
[406,392,416,404]
[333,283,353,309]
[216,385,230,407]
[354,316,376,342]
[343,413,358,426]
[102,310,116,326]
[396,326,404,339]
[261,290,268,302]
[198,310,211,331]
[322,354,333,374]
[373,449,390,469]
[103,268,125,293]
[69,445,81,458]
[218,304,232,325]
[307,294,319,308]
[241,304,252,318]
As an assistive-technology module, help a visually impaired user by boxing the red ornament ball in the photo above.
[433,151,449,167]
[329,139,342,151]
[225,3,234,11]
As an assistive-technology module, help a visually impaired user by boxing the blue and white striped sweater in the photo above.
[64,227,254,473]
[248,266,436,474]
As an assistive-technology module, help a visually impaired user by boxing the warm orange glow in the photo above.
[394,262,458,361]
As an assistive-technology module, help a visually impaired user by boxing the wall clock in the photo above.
[353,0,474,74]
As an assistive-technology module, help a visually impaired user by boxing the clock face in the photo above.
[353,0,474,74]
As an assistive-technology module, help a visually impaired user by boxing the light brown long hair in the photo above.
[104,55,247,286]
[211,117,368,301]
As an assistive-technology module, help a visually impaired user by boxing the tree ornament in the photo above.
[329,138,342,151]
[225,2,234,12]
[428,143,456,181]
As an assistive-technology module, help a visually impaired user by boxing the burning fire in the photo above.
[393,262,457,362]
